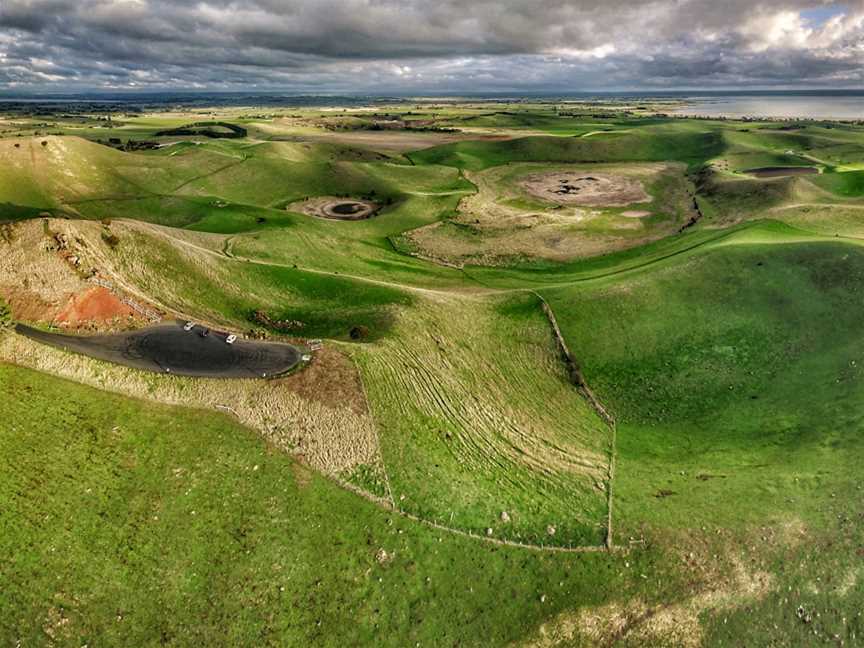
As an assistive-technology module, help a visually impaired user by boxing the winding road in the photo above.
[16,321,301,379]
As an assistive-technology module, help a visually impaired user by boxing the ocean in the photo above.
[673,94,864,120]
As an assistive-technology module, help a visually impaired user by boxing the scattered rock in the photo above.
[500,511,510,523]
[375,548,392,565]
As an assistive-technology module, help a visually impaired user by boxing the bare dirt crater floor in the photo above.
[289,196,380,220]
[519,171,651,207]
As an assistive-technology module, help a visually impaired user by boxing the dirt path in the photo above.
[404,189,476,196]
[771,202,864,211]
[170,154,249,193]
[580,129,631,138]
[125,220,481,298]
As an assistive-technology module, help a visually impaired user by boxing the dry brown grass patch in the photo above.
[277,344,370,417]
[0,219,155,330]
[0,331,384,490]
[521,548,774,648]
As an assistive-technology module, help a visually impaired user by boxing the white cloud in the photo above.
[740,6,864,53]
[740,10,813,51]
[0,0,861,91]
[545,44,617,60]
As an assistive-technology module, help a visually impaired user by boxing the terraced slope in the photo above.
[355,293,613,547]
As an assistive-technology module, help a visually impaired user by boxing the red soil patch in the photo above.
[55,286,137,326]
[0,287,59,322]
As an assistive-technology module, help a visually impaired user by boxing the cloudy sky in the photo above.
[0,0,862,93]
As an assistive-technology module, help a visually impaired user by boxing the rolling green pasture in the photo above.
[542,240,864,534]
[3,104,864,646]
[0,363,651,647]
[409,122,724,171]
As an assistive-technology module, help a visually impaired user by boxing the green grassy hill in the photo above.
[409,124,724,171]
[3,105,864,647]
[542,237,864,533]
[0,136,232,212]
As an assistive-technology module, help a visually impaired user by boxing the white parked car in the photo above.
[226,334,237,345]
[183,321,195,331]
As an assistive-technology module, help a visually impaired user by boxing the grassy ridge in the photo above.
[0,137,234,213]
[0,135,472,237]
[102,223,413,341]
[409,125,724,171]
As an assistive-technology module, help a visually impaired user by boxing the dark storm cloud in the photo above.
[0,0,862,91]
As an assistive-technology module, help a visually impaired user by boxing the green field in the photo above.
[0,364,636,647]
[2,101,864,646]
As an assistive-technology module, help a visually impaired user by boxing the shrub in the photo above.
[349,325,369,341]
[101,231,120,248]
[0,299,11,327]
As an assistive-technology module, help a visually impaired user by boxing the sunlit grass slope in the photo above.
[542,240,864,538]
[409,123,724,171]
